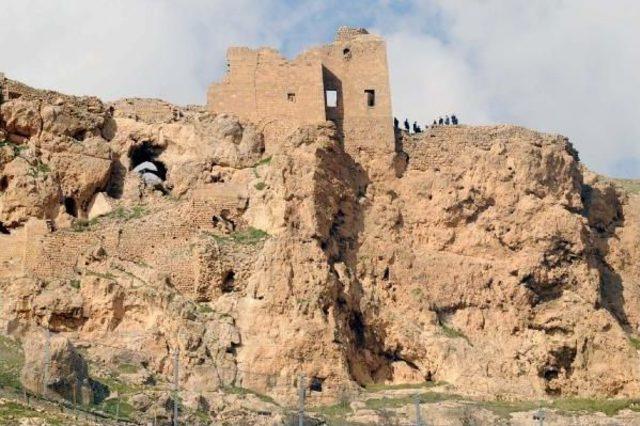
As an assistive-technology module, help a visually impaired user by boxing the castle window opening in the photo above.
[287,92,296,102]
[0,175,8,192]
[326,90,338,108]
[365,89,375,107]
[343,48,351,59]
[64,197,78,217]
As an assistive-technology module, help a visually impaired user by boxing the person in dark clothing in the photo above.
[445,116,450,125]
[413,122,421,133]
[438,117,443,125]
[394,117,399,129]
[404,119,410,132]
[432,119,437,126]
[451,114,458,125]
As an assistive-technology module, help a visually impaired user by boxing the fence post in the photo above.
[414,393,422,426]
[298,373,305,426]
[173,349,180,426]
[42,329,51,398]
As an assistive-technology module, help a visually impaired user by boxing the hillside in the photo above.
[1,77,640,425]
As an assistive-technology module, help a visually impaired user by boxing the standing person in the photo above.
[413,122,421,133]
[394,117,399,129]
[438,117,443,125]
[432,119,437,127]
[445,116,450,125]
[451,114,458,125]
[404,119,410,132]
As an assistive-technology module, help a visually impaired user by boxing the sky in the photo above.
[0,0,638,178]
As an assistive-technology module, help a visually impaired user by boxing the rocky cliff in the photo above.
[1,77,639,424]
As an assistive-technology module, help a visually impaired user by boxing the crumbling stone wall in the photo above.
[8,187,244,295]
[207,27,394,155]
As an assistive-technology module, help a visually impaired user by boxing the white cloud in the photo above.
[0,0,637,177]
[384,0,640,177]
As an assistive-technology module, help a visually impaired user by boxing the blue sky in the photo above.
[0,0,638,178]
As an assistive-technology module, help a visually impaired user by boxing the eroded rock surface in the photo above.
[1,77,639,424]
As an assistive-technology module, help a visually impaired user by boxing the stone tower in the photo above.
[207,27,394,155]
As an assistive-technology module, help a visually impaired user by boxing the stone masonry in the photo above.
[207,27,394,155]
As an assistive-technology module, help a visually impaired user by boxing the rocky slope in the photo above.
[1,77,639,424]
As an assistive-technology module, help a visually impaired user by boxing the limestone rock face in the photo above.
[21,332,93,403]
[1,78,640,423]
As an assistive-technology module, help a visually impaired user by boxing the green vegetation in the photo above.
[100,398,135,420]
[364,381,439,393]
[253,156,272,167]
[26,160,50,178]
[71,217,99,232]
[222,385,277,405]
[69,279,81,289]
[0,140,26,157]
[0,335,24,389]
[107,206,148,221]
[611,178,640,194]
[0,400,65,426]
[310,400,352,421]
[254,181,266,191]
[440,323,470,343]
[197,303,214,314]
[117,363,141,375]
[365,392,453,411]
[208,227,269,245]
[630,336,640,350]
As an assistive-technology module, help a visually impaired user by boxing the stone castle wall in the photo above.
[3,190,240,294]
[207,27,394,154]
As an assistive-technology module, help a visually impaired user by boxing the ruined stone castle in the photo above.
[207,27,395,154]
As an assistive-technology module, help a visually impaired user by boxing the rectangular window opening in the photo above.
[365,89,375,107]
[287,92,296,102]
[326,90,338,108]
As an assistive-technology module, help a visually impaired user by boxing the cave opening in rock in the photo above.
[222,271,235,293]
[382,267,389,281]
[310,377,324,392]
[0,222,10,235]
[64,197,78,217]
[349,311,366,348]
[0,176,8,192]
[128,141,167,180]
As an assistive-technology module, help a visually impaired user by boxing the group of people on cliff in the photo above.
[394,114,459,134]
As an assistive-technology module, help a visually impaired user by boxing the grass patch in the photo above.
[71,218,99,232]
[209,227,269,245]
[0,400,65,426]
[480,397,640,418]
[106,206,148,221]
[364,392,453,410]
[611,178,640,194]
[117,363,140,375]
[552,398,640,416]
[0,140,27,157]
[630,336,640,350]
[253,156,272,167]
[223,386,277,405]
[197,303,214,314]
[26,160,50,178]
[254,181,266,191]
[69,279,81,289]
[440,323,470,343]
[0,335,24,389]
[100,397,135,420]
[364,381,439,393]
[310,400,352,423]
